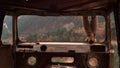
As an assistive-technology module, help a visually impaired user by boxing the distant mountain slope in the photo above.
[17,16,83,34]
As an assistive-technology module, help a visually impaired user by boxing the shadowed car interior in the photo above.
[0,0,119,68]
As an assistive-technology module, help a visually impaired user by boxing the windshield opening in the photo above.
[17,15,105,43]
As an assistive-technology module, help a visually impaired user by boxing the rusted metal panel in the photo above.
[0,46,13,68]
[0,0,117,15]
[16,52,110,68]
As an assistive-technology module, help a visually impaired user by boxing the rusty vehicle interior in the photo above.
[0,0,119,68]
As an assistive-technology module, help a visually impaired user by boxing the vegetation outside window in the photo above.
[1,16,12,45]
[17,15,105,43]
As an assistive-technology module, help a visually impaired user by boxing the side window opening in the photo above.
[96,16,105,42]
[1,16,12,45]
[110,13,117,45]
[110,12,119,68]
